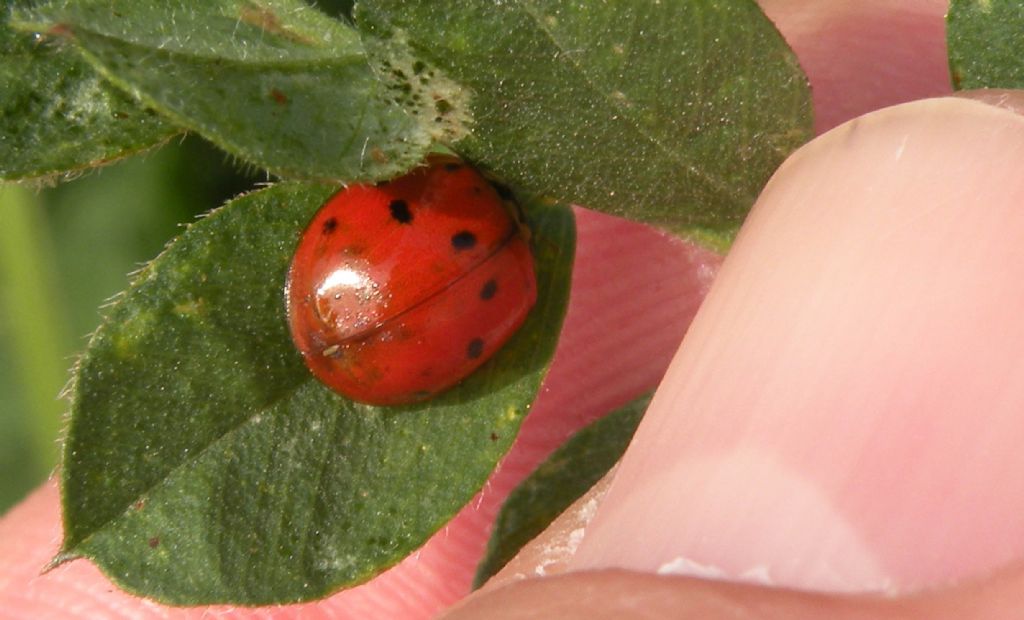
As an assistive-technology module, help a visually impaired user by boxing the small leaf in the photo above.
[14,0,433,182]
[0,1,175,181]
[947,0,1024,90]
[59,183,575,604]
[355,0,812,237]
[474,394,650,588]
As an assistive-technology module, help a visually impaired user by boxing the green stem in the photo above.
[0,184,69,478]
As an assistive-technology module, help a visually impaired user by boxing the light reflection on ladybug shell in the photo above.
[285,155,537,406]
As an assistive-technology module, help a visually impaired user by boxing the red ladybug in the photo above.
[286,155,537,406]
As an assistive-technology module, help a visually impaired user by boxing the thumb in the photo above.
[449,94,1024,616]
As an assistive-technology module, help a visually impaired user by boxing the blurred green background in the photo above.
[0,137,259,514]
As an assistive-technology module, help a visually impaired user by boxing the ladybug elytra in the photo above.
[286,155,537,405]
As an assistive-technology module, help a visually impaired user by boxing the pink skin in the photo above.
[758,0,951,134]
[0,1,965,618]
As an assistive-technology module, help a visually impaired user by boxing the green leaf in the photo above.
[355,0,812,238]
[0,1,175,181]
[474,394,650,588]
[58,183,575,605]
[14,0,434,182]
[947,0,1024,90]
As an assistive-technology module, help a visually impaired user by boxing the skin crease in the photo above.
[0,0,975,618]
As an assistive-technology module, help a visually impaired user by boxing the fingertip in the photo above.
[570,97,1024,591]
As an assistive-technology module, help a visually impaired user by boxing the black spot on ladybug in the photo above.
[467,337,485,359]
[389,199,413,224]
[148,537,160,549]
[322,217,338,235]
[489,180,516,202]
[480,278,498,300]
[451,230,477,251]
[444,162,462,172]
